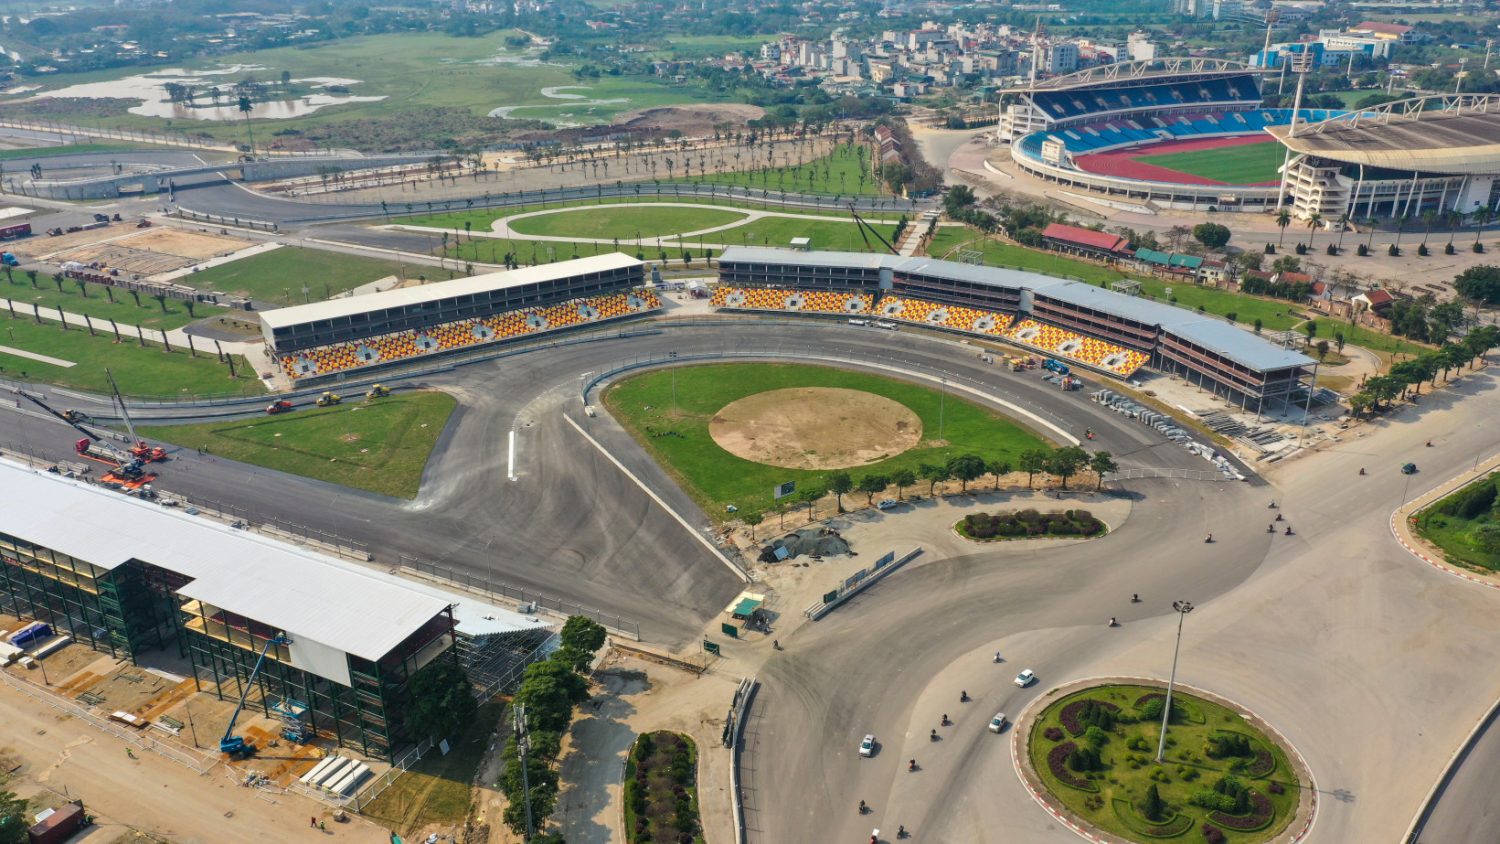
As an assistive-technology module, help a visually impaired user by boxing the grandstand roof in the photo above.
[718,247,1314,373]
[0,461,543,666]
[1268,95,1500,174]
[259,253,642,331]
[1041,223,1129,253]
[1021,58,1259,92]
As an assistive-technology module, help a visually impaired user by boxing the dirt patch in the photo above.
[610,103,765,135]
[708,387,921,470]
[127,228,252,260]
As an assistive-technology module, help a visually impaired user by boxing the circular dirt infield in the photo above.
[708,387,921,470]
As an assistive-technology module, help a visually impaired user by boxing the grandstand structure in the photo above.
[1267,94,1500,222]
[0,459,554,761]
[260,254,661,381]
[998,58,1340,210]
[716,247,1316,414]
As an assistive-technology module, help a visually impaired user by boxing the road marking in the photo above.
[0,343,76,368]
[563,412,750,583]
[507,428,517,482]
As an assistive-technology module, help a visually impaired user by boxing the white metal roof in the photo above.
[716,247,1313,373]
[259,253,642,331]
[0,461,540,662]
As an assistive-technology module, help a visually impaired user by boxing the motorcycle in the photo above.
[1131,593,1141,603]
[960,690,970,703]
[1267,524,1275,533]
[1108,617,1118,627]
[908,759,917,772]
[859,800,868,815]
[930,729,939,742]
[1204,534,1214,543]
[1359,467,1366,475]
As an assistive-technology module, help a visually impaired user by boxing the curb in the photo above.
[1008,676,1318,844]
[1401,694,1500,844]
[1388,453,1500,590]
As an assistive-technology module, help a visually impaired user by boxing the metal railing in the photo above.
[0,667,219,774]
[399,555,641,639]
[175,206,278,232]
[1104,467,1235,481]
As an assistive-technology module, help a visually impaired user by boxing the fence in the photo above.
[1103,467,1237,482]
[727,677,759,844]
[0,118,238,152]
[400,555,641,640]
[802,548,923,620]
[175,206,279,232]
[0,667,219,774]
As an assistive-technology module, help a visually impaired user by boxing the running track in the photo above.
[1074,135,1280,187]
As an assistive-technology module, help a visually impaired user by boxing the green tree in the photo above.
[828,471,853,513]
[403,659,478,741]
[743,510,764,540]
[946,453,986,492]
[1315,339,1330,362]
[988,459,1012,490]
[1191,222,1231,250]
[891,468,917,500]
[1089,451,1118,490]
[1275,209,1291,249]
[560,616,607,658]
[1303,319,1318,344]
[0,789,27,844]
[1454,266,1500,305]
[1048,446,1090,490]
[1019,449,1048,489]
[920,462,949,496]
[858,473,889,506]
[516,659,589,733]
[1140,783,1166,822]
[1335,330,1346,353]
[798,485,826,520]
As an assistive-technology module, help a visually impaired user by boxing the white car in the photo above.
[1014,669,1036,687]
[859,734,876,757]
[989,713,1008,733]
[876,499,898,510]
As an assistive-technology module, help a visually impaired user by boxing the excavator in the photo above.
[14,389,158,489]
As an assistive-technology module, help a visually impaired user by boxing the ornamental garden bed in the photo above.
[955,509,1107,542]
[1414,471,1500,572]
[1024,683,1302,843]
[624,731,705,844]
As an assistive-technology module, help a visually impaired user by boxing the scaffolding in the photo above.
[956,249,985,265]
[1109,279,1143,296]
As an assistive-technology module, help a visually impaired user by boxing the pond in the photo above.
[488,85,629,124]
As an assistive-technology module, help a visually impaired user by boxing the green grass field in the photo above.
[1134,142,1285,185]
[682,143,883,196]
[181,247,419,304]
[1136,279,1302,331]
[1028,683,1300,844]
[927,229,1134,285]
[395,196,901,233]
[0,143,149,160]
[140,390,456,498]
[446,237,696,266]
[14,31,716,140]
[507,206,747,240]
[1,274,225,330]
[0,314,260,397]
[348,699,505,836]
[708,217,899,252]
[604,363,1050,516]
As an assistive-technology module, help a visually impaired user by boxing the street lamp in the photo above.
[1155,600,1194,763]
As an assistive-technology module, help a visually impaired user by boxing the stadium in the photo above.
[997,58,1500,221]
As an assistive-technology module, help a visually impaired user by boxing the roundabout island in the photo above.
[1015,679,1315,844]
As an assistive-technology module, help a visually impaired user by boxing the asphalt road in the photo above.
[741,366,1500,843]
[1414,700,1500,843]
[1,320,1205,647]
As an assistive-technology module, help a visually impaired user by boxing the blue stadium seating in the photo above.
[1031,75,1264,125]
[1016,108,1348,159]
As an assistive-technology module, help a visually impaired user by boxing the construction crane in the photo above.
[13,389,158,487]
[105,369,168,464]
[848,204,900,256]
[220,634,291,759]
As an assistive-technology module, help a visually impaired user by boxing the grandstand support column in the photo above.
[1276,53,1313,213]
[1297,362,1319,448]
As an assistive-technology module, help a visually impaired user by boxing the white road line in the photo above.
[507,428,517,482]
[563,413,750,583]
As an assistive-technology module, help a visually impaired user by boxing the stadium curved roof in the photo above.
[1022,58,1260,91]
[1267,95,1500,174]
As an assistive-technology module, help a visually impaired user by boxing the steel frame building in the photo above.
[0,460,553,761]
[716,247,1316,414]
[259,254,645,353]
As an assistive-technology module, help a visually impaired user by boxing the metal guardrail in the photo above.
[802,548,923,620]
[728,677,758,844]
[1104,467,1236,482]
[176,206,278,232]
[399,555,641,640]
[0,666,219,774]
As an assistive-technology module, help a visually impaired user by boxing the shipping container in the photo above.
[27,802,84,844]
[0,222,31,240]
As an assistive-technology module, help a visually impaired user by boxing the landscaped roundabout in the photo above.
[1015,680,1314,844]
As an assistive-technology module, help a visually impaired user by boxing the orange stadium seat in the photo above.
[1004,319,1146,376]
[278,288,662,379]
[712,287,875,315]
[872,295,1014,336]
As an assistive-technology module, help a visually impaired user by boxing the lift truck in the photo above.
[105,370,168,464]
[220,635,290,759]
[14,389,159,488]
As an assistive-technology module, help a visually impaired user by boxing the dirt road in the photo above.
[0,673,384,843]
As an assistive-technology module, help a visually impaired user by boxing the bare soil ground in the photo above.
[610,103,765,136]
[128,228,252,260]
[41,228,252,277]
[708,387,922,470]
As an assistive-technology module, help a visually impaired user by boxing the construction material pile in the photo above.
[758,527,851,563]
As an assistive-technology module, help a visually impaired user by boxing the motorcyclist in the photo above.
[1109,617,1117,626]
[859,800,867,814]
[1131,593,1141,603]
[942,713,949,725]
[908,759,916,772]
[993,651,1001,663]
[1205,533,1213,543]
[1359,467,1366,475]
[1285,525,1293,535]
[1269,500,1276,508]
[960,690,969,702]
[930,728,938,741]
[898,825,907,839]
[1267,524,1275,533]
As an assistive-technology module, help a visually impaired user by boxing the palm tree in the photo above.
[1392,215,1410,252]
[1474,207,1494,251]
[1446,211,1463,250]
[1334,214,1351,253]
[1275,209,1292,249]
[1420,209,1438,250]
[1306,212,1322,252]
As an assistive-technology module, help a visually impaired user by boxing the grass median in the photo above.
[603,362,1051,516]
[140,390,456,498]
[182,246,421,304]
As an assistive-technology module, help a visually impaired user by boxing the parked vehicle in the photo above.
[876,499,898,510]
[1043,359,1070,375]
[0,252,18,267]
[0,222,31,240]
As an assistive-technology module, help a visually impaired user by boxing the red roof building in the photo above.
[1040,223,1130,259]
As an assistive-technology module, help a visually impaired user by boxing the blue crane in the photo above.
[220,635,291,758]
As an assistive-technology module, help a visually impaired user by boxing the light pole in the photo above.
[938,376,947,440]
[1155,600,1194,763]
